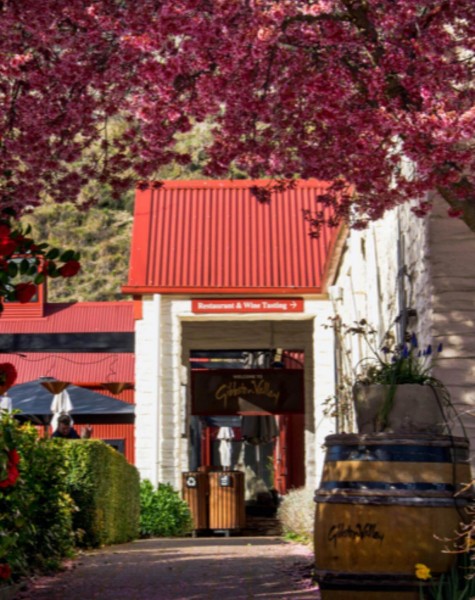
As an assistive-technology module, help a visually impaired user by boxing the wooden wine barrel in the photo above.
[208,470,246,531]
[182,471,209,531]
[314,434,473,600]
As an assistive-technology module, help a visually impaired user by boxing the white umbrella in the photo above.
[50,389,74,432]
[0,394,12,413]
[217,426,234,469]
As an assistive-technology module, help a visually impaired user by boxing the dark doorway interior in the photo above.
[189,349,305,516]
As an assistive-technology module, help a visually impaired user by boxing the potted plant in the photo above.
[349,321,454,434]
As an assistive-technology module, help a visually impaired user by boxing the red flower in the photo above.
[0,450,20,488]
[14,282,37,303]
[58,260,81,278]
[0,362,17,388]
[9,449,20,466]
[0,231,17,257]
[0,563,12,580]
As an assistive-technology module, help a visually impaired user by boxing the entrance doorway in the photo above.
[189,349,305,514]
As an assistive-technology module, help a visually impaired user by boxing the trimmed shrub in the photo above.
[139,480,192,538]
[1,415,75,580]
[16,430,75,571]
[64,440,140,547]
[277,486,315,545]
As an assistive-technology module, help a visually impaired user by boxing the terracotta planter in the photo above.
[353,383,448,434]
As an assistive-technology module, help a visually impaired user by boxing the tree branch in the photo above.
[437,178,475,233]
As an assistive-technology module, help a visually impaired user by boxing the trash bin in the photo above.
[182,471,209,531]
[208,470,245,531]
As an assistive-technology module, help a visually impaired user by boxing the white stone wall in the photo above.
[134,295,161,485]
[330,204,432,427]
[428,194,475,445]
[307,299,337,488]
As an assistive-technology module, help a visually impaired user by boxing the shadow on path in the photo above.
[14,537,320,600]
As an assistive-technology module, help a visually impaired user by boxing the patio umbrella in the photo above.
[7,378,135,425]
[217,426,234,469]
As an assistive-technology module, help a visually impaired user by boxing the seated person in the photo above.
[52,414,80,438]
[52,414,93,439]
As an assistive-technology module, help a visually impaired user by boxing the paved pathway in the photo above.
[14,537,320,600]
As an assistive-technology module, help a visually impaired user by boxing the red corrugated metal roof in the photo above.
[124,180,338,294]
[1,353,134,384]
[0,302,134,332]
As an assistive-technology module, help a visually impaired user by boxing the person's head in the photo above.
[56,414,72,436]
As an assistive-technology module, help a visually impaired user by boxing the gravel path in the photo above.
[13,537,320,600]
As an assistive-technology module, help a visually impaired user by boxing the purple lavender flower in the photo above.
[410,333,418,348]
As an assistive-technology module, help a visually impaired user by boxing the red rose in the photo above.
[9,449,20,466]
[0,563,12,580]
[0,450,20,488]
[7,464,19,486]
[0,363,17,388]
[0,465,19,488]
[14,282,37,303]
[58,260,81,278]
[0,233,17,257]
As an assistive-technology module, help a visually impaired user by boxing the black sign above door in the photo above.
[191,369,304,415]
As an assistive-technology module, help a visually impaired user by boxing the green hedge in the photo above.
[1,416,75,579]
[2,415,140,584]
[65,440,140,547]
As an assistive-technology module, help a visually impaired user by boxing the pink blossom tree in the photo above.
[1,0,474,235]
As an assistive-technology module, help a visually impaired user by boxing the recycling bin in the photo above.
[182,471,209,531]
[208,470,245,531]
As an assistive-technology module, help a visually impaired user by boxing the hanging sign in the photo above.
[191,369,304,415]
[191,298,304,314]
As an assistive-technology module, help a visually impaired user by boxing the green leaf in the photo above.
[7,261,18,277]
[45,248,60,260]
[34,273,46,285]
[60,250,75,262]
[20,258,30,275]
[47,263,60,277]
